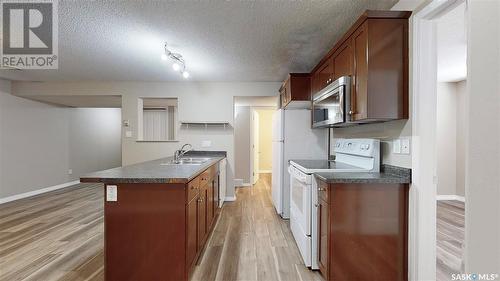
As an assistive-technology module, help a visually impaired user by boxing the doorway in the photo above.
[435,2,467,280]
[410,0,467,280]
[233,96,278,187]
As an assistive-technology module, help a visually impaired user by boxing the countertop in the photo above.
[80,151,226,184]
[313,164,411,184]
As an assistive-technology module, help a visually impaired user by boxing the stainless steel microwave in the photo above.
[312,76,351,128]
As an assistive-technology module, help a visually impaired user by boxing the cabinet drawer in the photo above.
[318,180,329,202]
[187,177,200,203]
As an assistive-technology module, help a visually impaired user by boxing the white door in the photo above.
[252,110,260,184]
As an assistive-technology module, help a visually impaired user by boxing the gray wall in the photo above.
[234,106,251,184]
[0,79,70,198]
[0,79,122,199]
[465,0,500,271]
[69,108,122,180]
[455,80,466,197]
[436,80,466,197]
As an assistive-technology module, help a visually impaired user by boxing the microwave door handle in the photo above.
[339,87,344,122]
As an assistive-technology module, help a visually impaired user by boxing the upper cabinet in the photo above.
[280,73,311,109]
[310,10,411,123]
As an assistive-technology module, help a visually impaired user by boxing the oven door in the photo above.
[312,76,350,128]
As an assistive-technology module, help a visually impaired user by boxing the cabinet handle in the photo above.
[198,198,204,202]
[318,187,326,191]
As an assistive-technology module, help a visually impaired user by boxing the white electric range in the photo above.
[288,138,380,269]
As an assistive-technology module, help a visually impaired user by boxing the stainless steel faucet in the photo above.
[174,143,192,163]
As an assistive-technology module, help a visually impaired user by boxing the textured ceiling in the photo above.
[437,2,466,82]
[0,0,397,82]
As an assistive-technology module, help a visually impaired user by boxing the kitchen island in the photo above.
[81,151,226,281]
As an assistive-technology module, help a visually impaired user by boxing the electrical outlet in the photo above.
[106,185,118,202]
[401,138,410,154]
[125,130,133,138]
[393,139,401,154]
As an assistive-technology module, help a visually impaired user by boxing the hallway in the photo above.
[191,173,324,281]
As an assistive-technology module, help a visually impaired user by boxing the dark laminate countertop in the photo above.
[80,151,226,184]
[313,164,412,184]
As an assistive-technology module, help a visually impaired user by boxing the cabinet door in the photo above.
[213,175,219,211]
[318,198,329,278]
[318,59,334,90]
[207,179,214,225]
[197,188,207,250]
[333,41,353,80]
[352,22,369,121]
[186,197,198,267]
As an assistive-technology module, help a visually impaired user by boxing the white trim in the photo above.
[224,196,237,202]
[436,195,465,202]
[0,180,81,204]
[258,170,271,173]
[409,1,462,280]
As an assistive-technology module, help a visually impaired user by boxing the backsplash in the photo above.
[330,119,412,168]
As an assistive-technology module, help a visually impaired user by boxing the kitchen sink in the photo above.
[160,157,211,166]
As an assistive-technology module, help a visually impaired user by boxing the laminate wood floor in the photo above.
[437,200,465,281]
[0,174,323,281]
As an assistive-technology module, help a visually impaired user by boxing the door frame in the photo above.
[409,0,465,280]
[250,109,260,185]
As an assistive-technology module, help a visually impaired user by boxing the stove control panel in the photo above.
[334,138,380,158]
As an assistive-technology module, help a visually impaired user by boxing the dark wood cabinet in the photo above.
[332,40,353,81]
[352,21,369,121]
[318,197,329,277]
[94,160,223,281]
[186,195,198,268]
[309,10,411,124]
[280,73,311,108]
[197,185,208,249]
[315,178,409,281]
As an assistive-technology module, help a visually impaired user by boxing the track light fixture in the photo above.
[161,42,189,79]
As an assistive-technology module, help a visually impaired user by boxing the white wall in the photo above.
[331,119,412,168]
[69,108,122,180]
[11,81,281,198]
[436,82,458,196]
[0,79,122,199]
[465,0,500,273]
[0,80,69,198]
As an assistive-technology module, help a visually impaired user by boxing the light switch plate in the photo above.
[401,138,410,154]
[68,169,73,175]
[125,130,133,138]
[393,139,401,154]
[202,140,212,147]
[106,185,118,202]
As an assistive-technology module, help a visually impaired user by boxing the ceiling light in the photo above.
[162,42,190,78]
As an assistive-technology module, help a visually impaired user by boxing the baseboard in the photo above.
[436,195,465,202]
[224,195,237,202]
[0,180,81,204]
[259,170,271,174]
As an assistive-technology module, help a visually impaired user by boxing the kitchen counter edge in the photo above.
[314,164,412,184]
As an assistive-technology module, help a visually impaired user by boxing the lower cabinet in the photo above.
[186,163,222,278]
[186,197,198,268]
[317,180,409,281]
[318,197,329,277]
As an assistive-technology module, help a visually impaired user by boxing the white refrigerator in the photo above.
[271,109,328,219]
